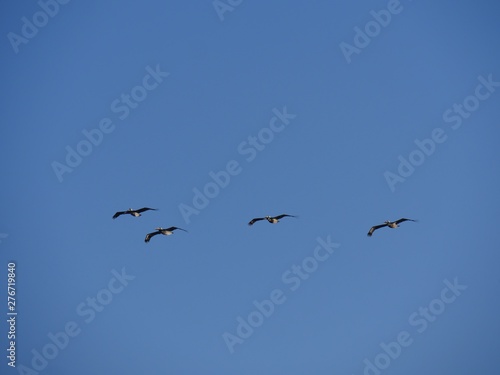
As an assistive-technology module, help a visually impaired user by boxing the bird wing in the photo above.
[136,207,158,213]
[112,211,126,219]
[367,223,388,236]
[395,218,417,224]
[274,214,296,220]
[248,217,265,226]
[166,226,187,232]
[144,231,160,243]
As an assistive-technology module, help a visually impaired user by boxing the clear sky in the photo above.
[1,1,500,374]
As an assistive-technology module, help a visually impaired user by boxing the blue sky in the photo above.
[1,1,499,374]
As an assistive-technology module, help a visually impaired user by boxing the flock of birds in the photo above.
[112,207,417,242]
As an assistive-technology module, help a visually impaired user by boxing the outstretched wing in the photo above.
[274,214,296,220]
[248,217,265,226]
[144,231,160,243]
[367,223,388,237]
[166,226,187,232]
[112,211,126,219]
[394,218,417,225]
[136,207,158,214]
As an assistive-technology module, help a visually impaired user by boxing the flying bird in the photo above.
[248,214,297,226]
[367,218,417,237]
[112,207,157,219]
[144,226,187,243]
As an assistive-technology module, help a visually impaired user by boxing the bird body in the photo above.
[248,214,296,226]
[144,226,187,243]
[367,218,417,236]
[266,216,279,224]
[113,207,157,219]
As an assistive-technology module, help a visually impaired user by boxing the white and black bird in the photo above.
[144,226,187,243]
[248,214,297,226]
[112,207,157,219]
[367,218,417,237]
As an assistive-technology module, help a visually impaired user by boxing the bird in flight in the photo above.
[112,207,157,219]
[248,214,297,226]
[367,218,417,237]
[144,227,187,243]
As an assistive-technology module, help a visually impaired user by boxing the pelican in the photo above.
[367,218,417,237]
[144,226,187,243]
[248,214,297,226]
[112,207,157,219]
